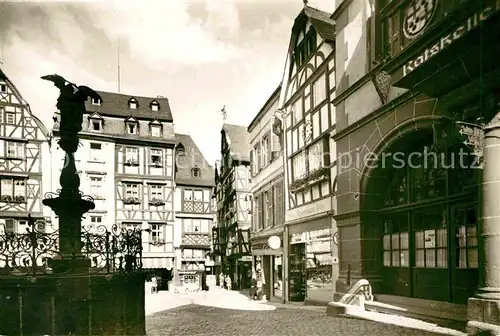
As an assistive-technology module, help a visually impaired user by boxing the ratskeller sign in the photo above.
[403,1,500,77]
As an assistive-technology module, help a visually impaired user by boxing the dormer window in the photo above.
[91,98,101,106]
[191,166,201,178]
[129,98,138,109]
[89,113,103,132]
[151,125,161,137]
[0,84,6,93]
[92,120,102,131]
[125,117,138,135]
[151,101,159,112]
[128,123,137,134]
[176,143,185,156]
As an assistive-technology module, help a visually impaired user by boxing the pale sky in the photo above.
[0,0,335,164]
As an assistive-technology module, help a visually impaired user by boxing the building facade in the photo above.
[276,6,338,304]
[248,85,286,301]
[51,91,177,279]
[0,69,51,236]
[213,124,251,290]
[173,133,215,287]
[331,0,500,331]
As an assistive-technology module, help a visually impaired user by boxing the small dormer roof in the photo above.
[125,116,138,123]
[88,112,103,120]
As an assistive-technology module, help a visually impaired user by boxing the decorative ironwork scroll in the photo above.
[0,222,143,276]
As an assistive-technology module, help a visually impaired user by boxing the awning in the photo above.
[142,257,174,270]
[315,253,333,266]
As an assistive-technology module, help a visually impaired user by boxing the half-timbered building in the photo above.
[173,133,214,286]
[0,69,51,234]
[277,6,338,303]
[213,124,251,290]
[51,91,176,277]
[248,85,286,301]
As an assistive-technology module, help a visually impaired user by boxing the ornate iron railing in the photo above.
[0,223,143,276]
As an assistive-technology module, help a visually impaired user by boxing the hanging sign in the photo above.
[268,235,281,250]
[456,121,484,168]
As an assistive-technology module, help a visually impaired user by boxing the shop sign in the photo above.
[424,230,436,248]
[239,256,252,262]
[286,197,330,222]
[403,2,500,77]
[268,235,281,249]
[403,0,438,39]
[291,232,307,244]
[457,122,484,163]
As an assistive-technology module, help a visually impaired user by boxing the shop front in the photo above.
[252,232,284,301]
[285,197,336,303]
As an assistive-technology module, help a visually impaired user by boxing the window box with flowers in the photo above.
[149,198,165,206]
[150,239,165,246]
[124,159,139,167]
[290,167,330,193]
[1,195,26,203]
[123,197,141,205]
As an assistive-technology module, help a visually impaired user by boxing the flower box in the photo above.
[124,159,139,167]
[148,198,165,206]
[123,197,141,205]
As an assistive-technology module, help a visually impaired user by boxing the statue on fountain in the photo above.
[42,74,98,259]
[41,74,102,153]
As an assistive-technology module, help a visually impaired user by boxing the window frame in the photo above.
[0,178,27,203]
[89,176,104,199]
[150,148,163,167]
[125,146,139,166]
[89,142,102,162]
[5,112,15,125]
[6,141,24,159]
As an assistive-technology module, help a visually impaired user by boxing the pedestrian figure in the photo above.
[250,271,258,300]
[151,276,158,294]
[225,274,232,291]
[219,272,225,289]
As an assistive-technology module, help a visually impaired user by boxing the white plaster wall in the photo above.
[49,137,115,230]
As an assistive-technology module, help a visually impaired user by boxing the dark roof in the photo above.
[174,133,214,187]
[84,91,174,122]
[302,6,336,43]
[222,124,250,163]
[248,84,282,132]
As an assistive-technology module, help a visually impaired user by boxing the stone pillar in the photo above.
[283,225,289,303]
[468,101,500,335]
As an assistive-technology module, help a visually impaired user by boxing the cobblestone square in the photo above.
[146,304,446,336]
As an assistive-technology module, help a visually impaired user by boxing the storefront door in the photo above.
[288,243,306,301]
[377,132,479,304]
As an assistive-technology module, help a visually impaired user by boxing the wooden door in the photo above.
[450,203,479,303]
[288,243,306,301]
[411,206,451,302]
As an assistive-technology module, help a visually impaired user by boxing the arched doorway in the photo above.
[362,126,479,304]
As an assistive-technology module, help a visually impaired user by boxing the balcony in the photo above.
[381,0,500,97]
[181,233,211,249]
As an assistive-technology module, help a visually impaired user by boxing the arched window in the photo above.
[176,143,185,156]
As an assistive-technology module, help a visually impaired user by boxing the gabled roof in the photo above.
[174,133,214,187]
[248,84,282,132]
[0,68,50,140]
[85,91,174,122]
[222,123,250,163]
[297,6,336,44]
[88,112,103,119]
